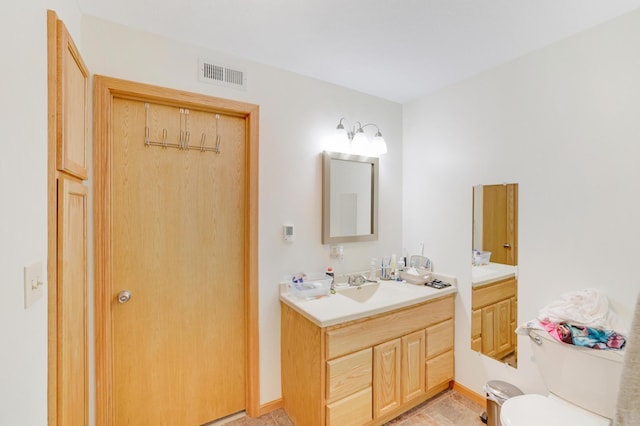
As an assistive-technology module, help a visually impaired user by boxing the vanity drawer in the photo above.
[472,278,516,310]
[326,296,453,359]
[426,349,454,391]
[426,318,454,358]
[326,348,373,403]
[326,386,373,426]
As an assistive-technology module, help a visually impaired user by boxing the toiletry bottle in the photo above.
[326,266,334,282]
[397,259,405,281]
[369,258,377,281]
[390,254,397,280]
[381,257,387,280]
[326,266,335,293]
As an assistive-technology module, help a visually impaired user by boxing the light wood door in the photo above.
[48,10,90,426]
[373,339,401,418]
[401,330,425,403]
[56,17,88,179]
[57,177,88,425]
[109,98,247,425]
[482,184,518,265]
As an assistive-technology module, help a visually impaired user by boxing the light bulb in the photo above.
[370,135,387,156]
[351,131,368,155]
[330,127,350,153]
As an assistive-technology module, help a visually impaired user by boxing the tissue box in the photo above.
[400,269,432,285]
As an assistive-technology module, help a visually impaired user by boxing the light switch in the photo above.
[283,225,294,242]
[24,261,43,309]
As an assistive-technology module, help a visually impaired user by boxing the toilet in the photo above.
[500,328,624,426]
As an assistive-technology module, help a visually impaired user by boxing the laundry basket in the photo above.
[483,380,523,426]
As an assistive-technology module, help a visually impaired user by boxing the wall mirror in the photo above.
[471,183,519,368]
[322,151,378,244]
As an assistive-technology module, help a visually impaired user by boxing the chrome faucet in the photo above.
[348,274,368,286]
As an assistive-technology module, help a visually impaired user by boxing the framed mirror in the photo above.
[471,183,519,367]
[322,151,378,244]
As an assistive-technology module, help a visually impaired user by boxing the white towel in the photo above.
[614,292,640,425]
[537,288,626,334]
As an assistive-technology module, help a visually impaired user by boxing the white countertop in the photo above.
[280,273,458,327]
[472,262,517,287]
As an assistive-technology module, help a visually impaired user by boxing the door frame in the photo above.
[93,75,260,425]
[46,10,58,425]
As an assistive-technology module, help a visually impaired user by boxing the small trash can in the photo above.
[482,380,523,426]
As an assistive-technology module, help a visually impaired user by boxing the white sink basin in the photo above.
[336,283,380,303]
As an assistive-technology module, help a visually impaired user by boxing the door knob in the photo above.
[503,243,511,248]
[117,290,132,304]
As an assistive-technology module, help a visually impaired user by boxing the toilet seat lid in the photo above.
[501,394,610,426]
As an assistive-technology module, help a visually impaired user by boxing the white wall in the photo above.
[403,9,640,396]
[80,16,403,408]
[0,1,81,425]
[5,4,637,424]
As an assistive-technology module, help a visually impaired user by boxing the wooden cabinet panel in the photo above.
[57,177,88,425]
[401,330,425,403]
[495,299,512,355]
[56,19,89,180]
[481,304,497,357]
[426,319,453,359]
[327,348,372,403]
[510,296,517,352]
[472,278,517,360]
[471,310,482,339]
[471,278,516,310]
[327,296,453,359]
[481,299,512,359]
[471,309,482,351]
[281,303,324,426]
[282,294,455,426]
[373,339,401,418]
[426,350,453,391]
[471,337,482,352]
[326,387,372,426]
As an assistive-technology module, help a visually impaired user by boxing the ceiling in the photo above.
[77,0,640,103]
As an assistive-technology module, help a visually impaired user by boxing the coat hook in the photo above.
[215,114,221,154]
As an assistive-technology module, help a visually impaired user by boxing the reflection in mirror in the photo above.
[322,151,378,244]
[471,183,518,368]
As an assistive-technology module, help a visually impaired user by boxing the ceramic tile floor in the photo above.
[214,389,486,426]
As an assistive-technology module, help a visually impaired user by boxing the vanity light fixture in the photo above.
[333,118,388,156]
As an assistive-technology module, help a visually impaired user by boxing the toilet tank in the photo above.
[529,328,624,420]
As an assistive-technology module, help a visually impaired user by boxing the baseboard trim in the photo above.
[258,398,283,416]
[453,381,486,409]
[258,385,483,418]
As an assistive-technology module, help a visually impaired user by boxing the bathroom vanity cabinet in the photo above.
[281,294,454,426]
[471,277,516,359]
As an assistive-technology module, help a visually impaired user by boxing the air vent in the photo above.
[198,58,247,90]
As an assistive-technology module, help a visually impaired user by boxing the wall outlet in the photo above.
[24,261,43,309]
[330,245,344,260]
